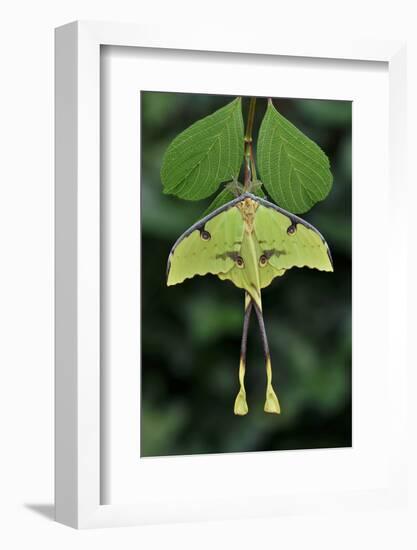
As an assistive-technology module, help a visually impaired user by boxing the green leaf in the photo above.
[257,100,333,214]
[201,187,235,217]
[161,98,244,201]
[251,183,266,199]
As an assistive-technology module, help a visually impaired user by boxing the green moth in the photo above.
[167,193,333,415]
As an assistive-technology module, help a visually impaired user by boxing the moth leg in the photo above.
[253,302,281,414]
[234,292,252,415]
[225,175,244,197]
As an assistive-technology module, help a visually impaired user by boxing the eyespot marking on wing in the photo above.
[287,224,297,235]
[259,255,268,267]
[200,229,211,241]
[236,256,245,268]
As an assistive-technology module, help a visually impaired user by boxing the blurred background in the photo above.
[140,92,351,457]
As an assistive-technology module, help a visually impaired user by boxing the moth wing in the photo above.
[258,258,286,289]
[167,205,244,286]
[254,201,333,273]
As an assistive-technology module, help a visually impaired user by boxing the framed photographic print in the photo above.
[55,21,407,528]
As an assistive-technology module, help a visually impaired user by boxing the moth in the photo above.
[166,193,333,415]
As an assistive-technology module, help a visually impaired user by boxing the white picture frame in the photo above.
[55,21,407,529]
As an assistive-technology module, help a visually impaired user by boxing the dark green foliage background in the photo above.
[141,92,352,457]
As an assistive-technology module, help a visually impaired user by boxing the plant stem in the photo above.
[243,97,257,191]
[244,97,257,142]
[250,147,257,182]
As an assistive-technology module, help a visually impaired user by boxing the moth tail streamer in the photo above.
[234,293,252,416]
[264,356,280,414]
[234,358,248,416]
[253,302,281,414]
